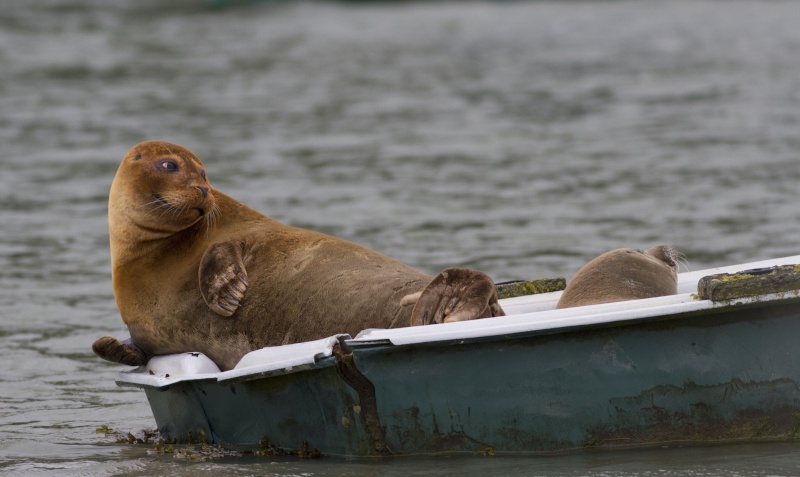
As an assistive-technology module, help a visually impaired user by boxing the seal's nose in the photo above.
[196,186,209,198]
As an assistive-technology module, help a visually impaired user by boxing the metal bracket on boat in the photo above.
[697,264,800,302]
[332,337,392,456]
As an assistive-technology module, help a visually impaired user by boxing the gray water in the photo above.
[2,0,800,475]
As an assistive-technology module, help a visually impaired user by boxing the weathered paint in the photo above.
[352,300,800,454]
[141,359,384,456]
[142,379,214,442]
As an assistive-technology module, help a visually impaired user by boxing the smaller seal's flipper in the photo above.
[198,241,250,317]
[410,268,505,326]
[92,335,150,366]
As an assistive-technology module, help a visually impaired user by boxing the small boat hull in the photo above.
[116,256,800,456]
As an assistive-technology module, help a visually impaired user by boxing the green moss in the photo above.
[255,437,321,458]
[97,424,324,460]
[97,424,262,460]
[716,273,757,282]
[697,265,800,301]
[170,442,244,460]
[96,424,160,445]
[95,424,113,435]
[789,413,800,438]
[496,277,566,299]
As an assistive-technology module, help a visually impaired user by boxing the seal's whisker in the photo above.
[156,193,182,219]
[213,205,221,232]
[142,193,180,217]
[206,204,221,239]
[141,197,173,211]
[153,204,171,216]
[159,203,182,219]
[676,253,691,273]
[203,204,219,240]
[174,204,188,219]
[157,204,177,219]
[138,199,161,209]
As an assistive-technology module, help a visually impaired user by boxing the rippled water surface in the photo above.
[2,0,800,475]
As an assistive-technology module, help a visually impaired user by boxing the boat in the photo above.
[115,255,800,456]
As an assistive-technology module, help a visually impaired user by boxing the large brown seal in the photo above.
[92,141,504,371]
[556,245,679,309]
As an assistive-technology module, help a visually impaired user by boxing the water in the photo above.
[1,0,800,474]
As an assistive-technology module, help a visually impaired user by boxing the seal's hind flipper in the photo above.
[410,268,505,326]
[198,240,250,317]
[92,335,150,366]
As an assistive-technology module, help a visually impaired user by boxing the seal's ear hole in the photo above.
[159,160,179,172]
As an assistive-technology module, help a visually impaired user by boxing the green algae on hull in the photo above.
[97,424,322,460]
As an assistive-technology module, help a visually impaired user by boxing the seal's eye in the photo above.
[200,170,207,181]
[159,160,179,172]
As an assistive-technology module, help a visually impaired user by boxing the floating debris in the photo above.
[95,425,160,445]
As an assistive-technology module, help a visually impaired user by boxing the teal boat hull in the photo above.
[352,300,800,454]
[116,256,800,456]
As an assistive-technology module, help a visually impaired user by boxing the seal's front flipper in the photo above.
[410,268,505,326]
[199,241,250,317]
[92,335,150,366]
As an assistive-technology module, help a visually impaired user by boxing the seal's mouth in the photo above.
[195,207,205,216]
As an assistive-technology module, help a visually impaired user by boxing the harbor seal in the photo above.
[556,245,679,309]
[92,141,504,371]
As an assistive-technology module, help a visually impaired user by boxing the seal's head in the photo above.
[556,245,679,309]
[640,244,678,274]
[110,141,216,240]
